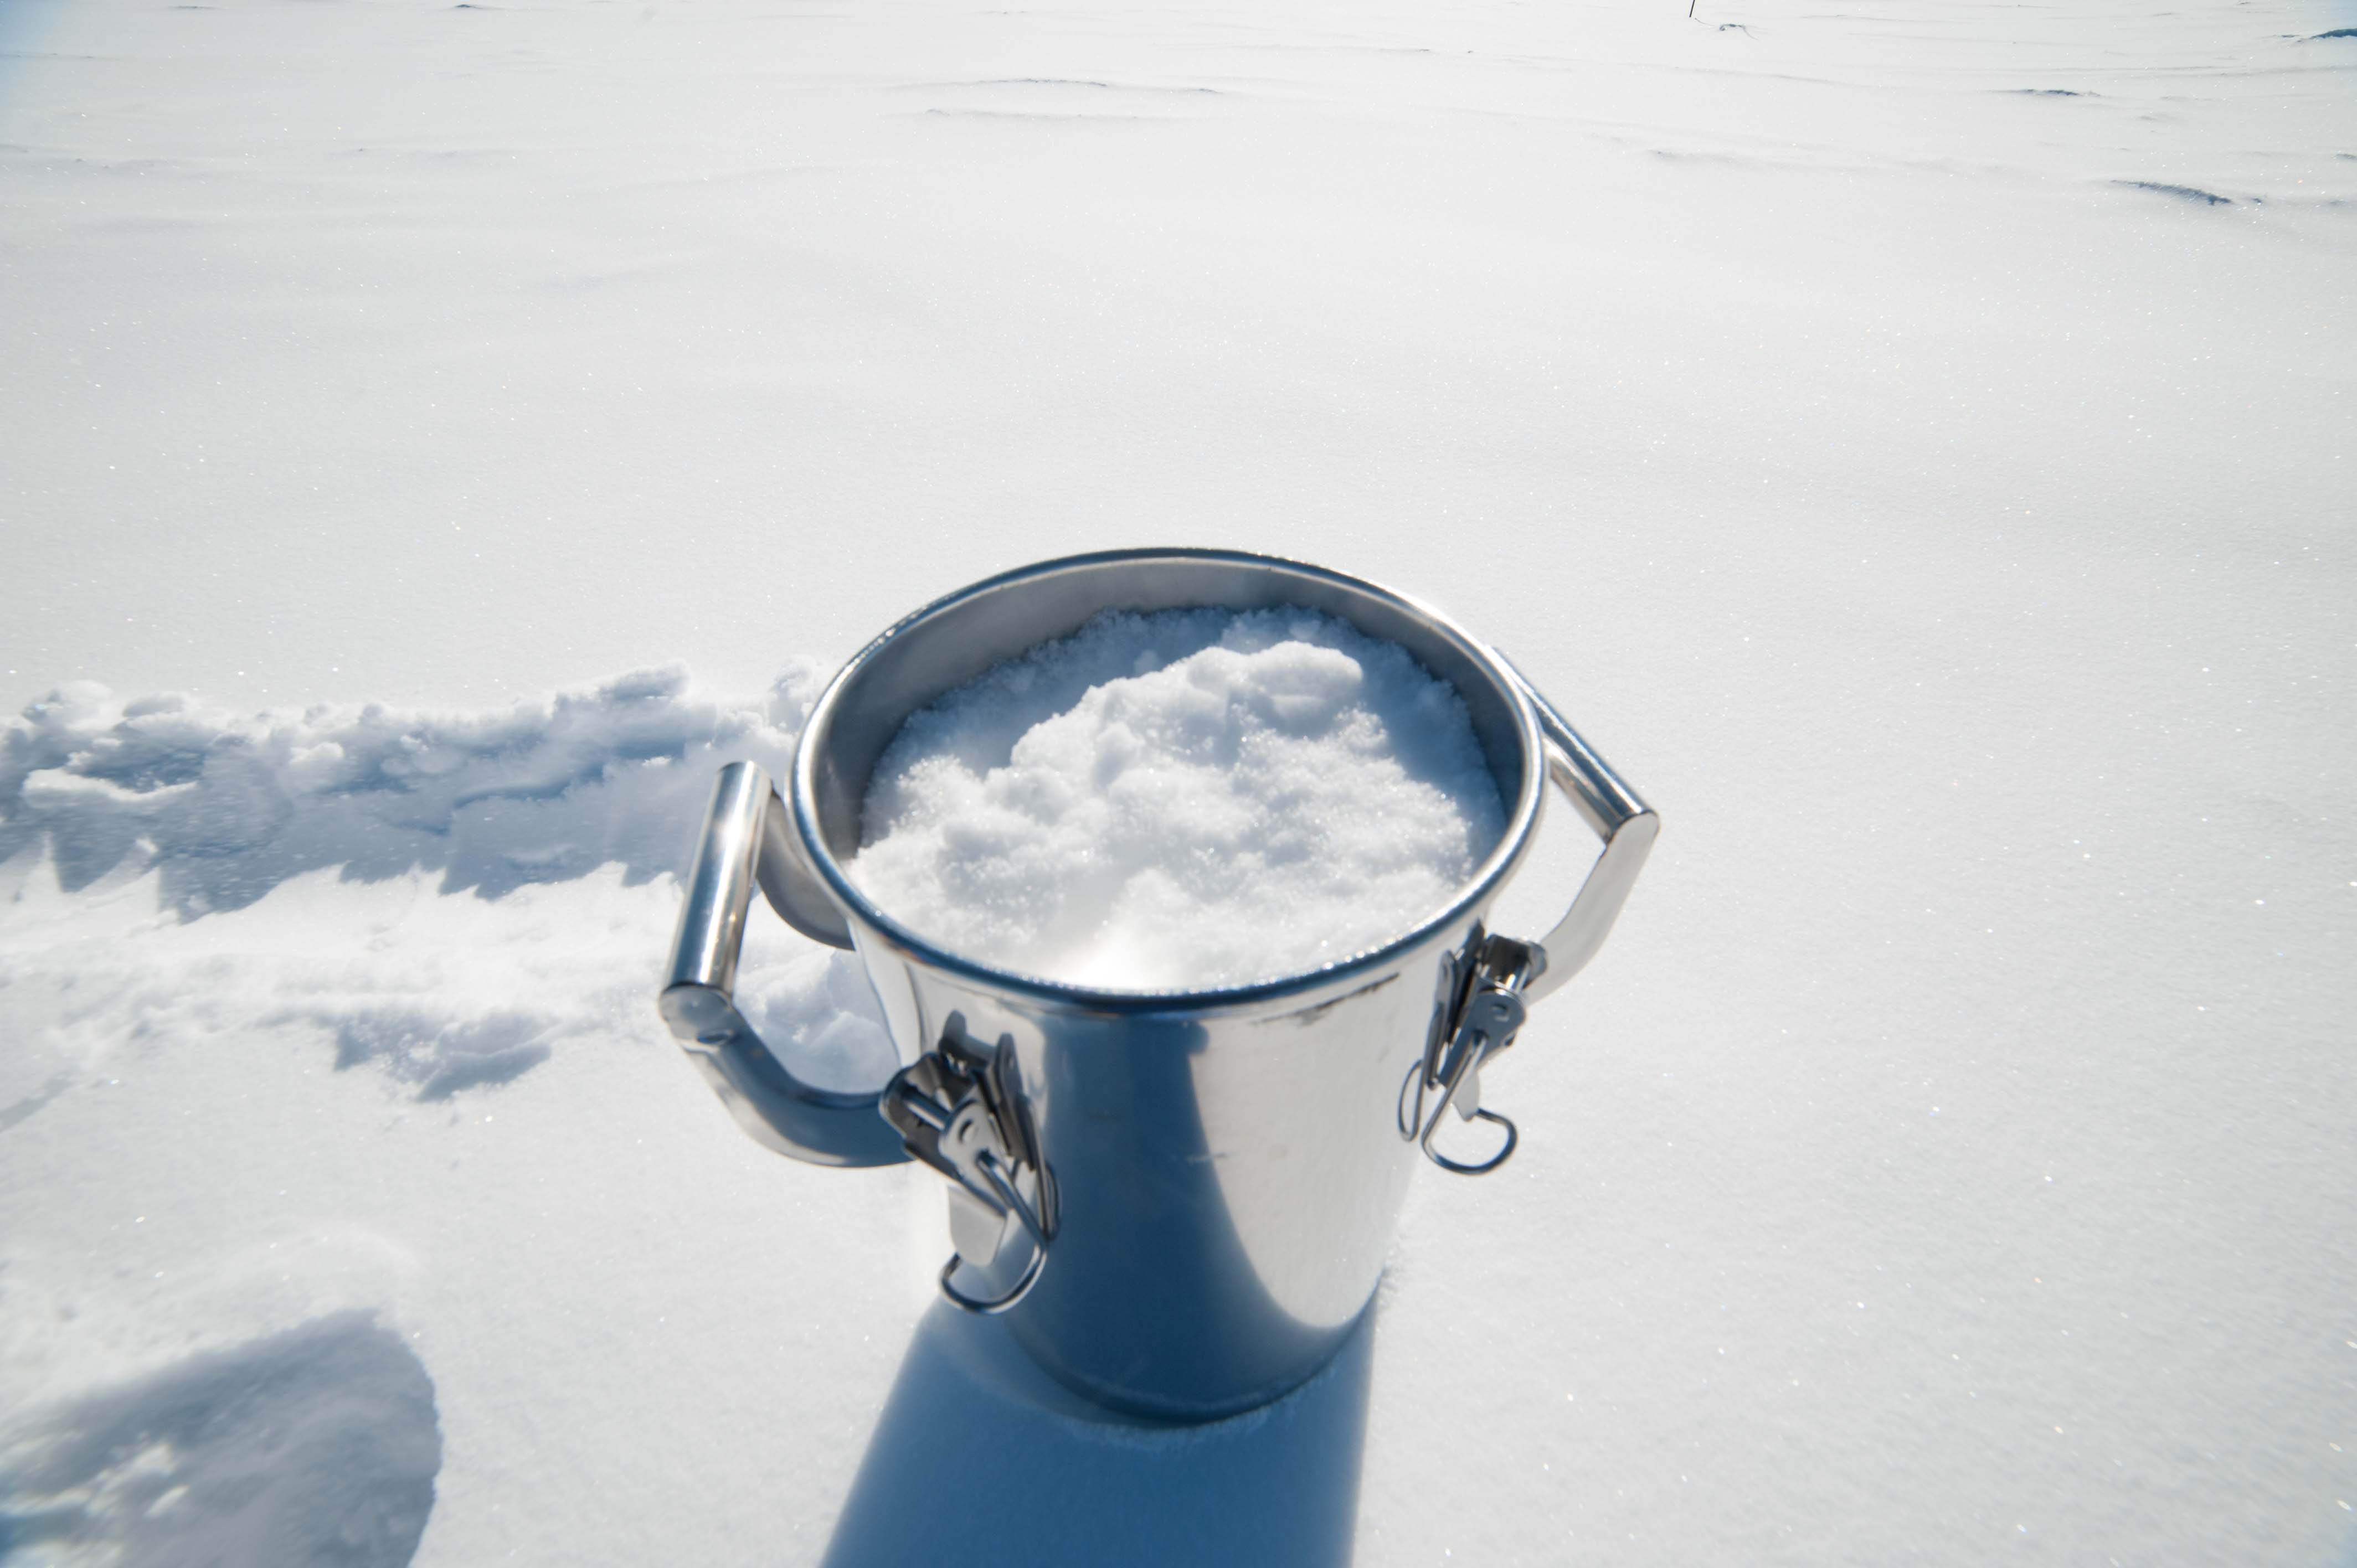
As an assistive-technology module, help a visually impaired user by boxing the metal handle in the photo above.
[1505,662,1660,1004]
[658,761,908,1168]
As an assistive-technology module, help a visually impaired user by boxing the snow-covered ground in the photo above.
[2,0,2351,1561]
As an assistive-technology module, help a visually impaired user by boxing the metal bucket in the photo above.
[659,548,1658,1420]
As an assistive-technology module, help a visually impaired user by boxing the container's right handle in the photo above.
[1398,668,1658,1174]
[1502,660,1660,1004]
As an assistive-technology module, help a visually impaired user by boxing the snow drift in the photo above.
[0,666,897,1103]
[0,664,819,915]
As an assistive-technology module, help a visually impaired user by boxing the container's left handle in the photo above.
[658,761,910,1168]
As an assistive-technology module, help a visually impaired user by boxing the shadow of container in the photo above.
[821,1302,1376,1568]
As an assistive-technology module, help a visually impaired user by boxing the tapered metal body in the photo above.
[661,549,1658,1420]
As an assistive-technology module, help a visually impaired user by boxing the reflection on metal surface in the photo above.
[1193,973,1423,1334]
[655,549,1664,1418]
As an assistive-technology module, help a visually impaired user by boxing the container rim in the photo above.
[789,546,1548,1014]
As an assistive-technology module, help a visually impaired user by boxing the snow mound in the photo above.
[0,664,821,917]
[853,608,1505,991]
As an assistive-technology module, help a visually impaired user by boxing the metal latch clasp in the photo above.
[882,1014,1057,1314]
[1400,934,1546,1175]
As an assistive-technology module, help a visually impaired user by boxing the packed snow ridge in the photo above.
[0,663,821,916]
[852,608,1507,991]
[0,662,900,1101]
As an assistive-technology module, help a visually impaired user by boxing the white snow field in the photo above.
[1,0,2351,1561]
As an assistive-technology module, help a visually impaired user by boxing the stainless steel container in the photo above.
[659,549,1657,1420]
